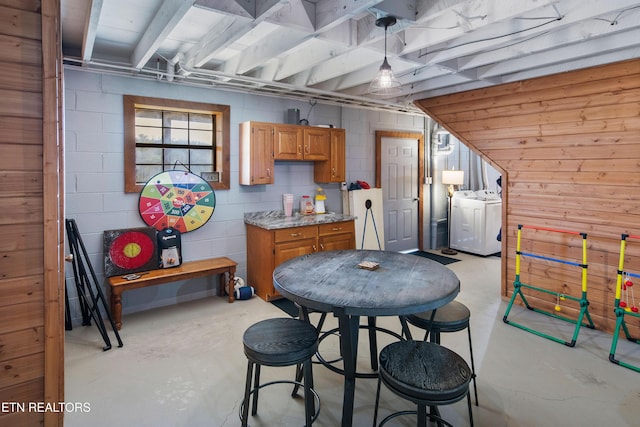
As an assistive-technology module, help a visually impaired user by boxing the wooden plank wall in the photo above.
[0,0,63,426]
[416,58,640,337]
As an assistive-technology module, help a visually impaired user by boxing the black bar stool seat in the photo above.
[241,317,320,426]
[402,300,479,406]
[373,340,473,427]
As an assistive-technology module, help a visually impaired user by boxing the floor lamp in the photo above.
[441,170,464,255]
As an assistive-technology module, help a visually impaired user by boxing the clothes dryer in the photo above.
[450,190,502,256]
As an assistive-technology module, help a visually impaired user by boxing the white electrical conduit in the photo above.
[61,56,424,115]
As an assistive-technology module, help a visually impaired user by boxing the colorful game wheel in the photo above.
[138,170,216,233]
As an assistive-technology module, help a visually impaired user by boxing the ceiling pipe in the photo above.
[62,56,424,115]
[177,62,422,113]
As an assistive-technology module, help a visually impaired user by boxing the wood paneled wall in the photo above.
[0,1,64,426]
[416,58,640,336]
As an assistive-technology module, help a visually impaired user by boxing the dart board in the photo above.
[138,170,216,233]
[103,227,158,277]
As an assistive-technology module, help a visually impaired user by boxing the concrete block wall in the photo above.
[64,67,426,325]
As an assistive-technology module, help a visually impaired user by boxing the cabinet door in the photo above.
[319,233,354,251]
[273,124,303,160]
[329,129,346,182]
[302,127,330,160]
[318,221,355,251]
[240,122,274,185]
[274,238,317,272]
[314,128,345,182]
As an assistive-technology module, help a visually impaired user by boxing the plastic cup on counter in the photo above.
[283,194,294,216]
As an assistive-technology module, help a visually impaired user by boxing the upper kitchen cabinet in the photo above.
[240,121,345,185]
[273,124,329,161]
[314,128,346,183]
[240,121,274,185]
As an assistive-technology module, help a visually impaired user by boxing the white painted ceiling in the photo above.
[60,0,640,114]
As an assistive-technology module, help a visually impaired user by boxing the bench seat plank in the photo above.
[108,257,237,329]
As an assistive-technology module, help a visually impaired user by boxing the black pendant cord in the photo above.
[65,219,123,350]
[384,25,388,61]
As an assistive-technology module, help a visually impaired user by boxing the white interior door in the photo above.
[380,136,420,252]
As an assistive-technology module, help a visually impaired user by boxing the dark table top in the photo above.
[273,250,460,317]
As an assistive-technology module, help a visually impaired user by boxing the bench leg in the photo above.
[217,270,236,303]
[221,268,236,303]
[110,290,123,330]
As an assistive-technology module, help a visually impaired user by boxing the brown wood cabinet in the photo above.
[314,128,346,183]
[241,121,345,185]
[273,124,330,160]
[240,121,274,185]
[246,220,355,301]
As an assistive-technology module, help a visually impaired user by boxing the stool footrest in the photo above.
[377,409,454,427]
[239,380,321,425]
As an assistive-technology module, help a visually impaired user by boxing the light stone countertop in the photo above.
[244,210,356,230]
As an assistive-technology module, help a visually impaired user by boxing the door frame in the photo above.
[43,0,65,425]
[375,131,425,251]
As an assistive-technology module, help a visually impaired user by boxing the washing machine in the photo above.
[450,190,502,256]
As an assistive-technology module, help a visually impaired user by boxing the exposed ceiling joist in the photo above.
[194,0,283,18]
[479,34,640,79]
[314,0,383,30]
[81,0,103,62]
[131,0,197,69]
[61,0,640,114]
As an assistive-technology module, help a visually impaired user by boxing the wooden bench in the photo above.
[108,257,237,330]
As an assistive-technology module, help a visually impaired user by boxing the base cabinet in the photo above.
[246,220,355,301]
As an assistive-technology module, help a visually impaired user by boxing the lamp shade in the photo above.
[368,58,401,95]
[442,170,464,185]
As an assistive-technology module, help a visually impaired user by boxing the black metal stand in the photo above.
[361,198,382,250]
[441,193,458,255]
[65,219,123,350]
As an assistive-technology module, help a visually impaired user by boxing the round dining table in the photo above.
[273,249,460,427]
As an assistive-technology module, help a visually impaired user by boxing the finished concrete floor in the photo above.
[65,251,640,426]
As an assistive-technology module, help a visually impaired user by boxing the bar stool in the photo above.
[401,300,478,406]
[373,340,473,427]
[241,317,320,427]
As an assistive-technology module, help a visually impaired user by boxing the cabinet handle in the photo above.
[320,244,325,251]
[313,245,317,252]
[298,145,302,154]
[267,168,271,177]
[332,167,336,177]
[332,227,342,231]
[305,144,309,154]
[290,232,301,237]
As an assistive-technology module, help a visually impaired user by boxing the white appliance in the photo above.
[346,189,385,250]
[450,190,502,256]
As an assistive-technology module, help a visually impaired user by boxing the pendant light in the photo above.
[368,15,401,95]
